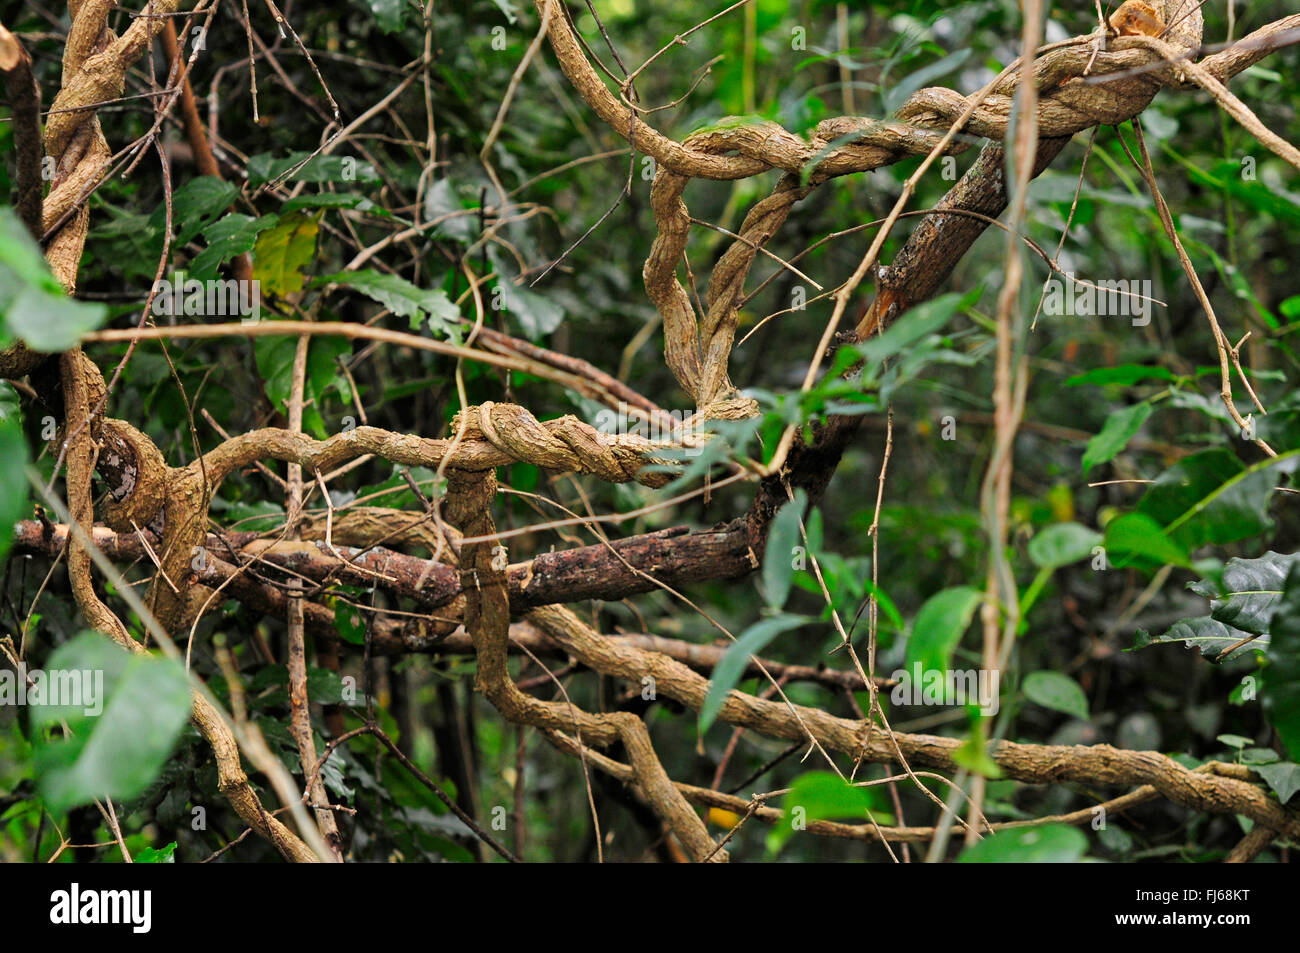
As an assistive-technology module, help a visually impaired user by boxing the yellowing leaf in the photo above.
[252,212,319,296]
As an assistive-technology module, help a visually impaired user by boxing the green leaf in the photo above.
[1204,245,1280,331]
[1255,762,1300,804]
[247,153,379,187]
[353,466,444,512]
[905,586,982,674]
[1103,512,1189,568]
[495,277,564,341]
[281,193,368,213]
[853,292,967,371]
[700,614,807,734]
[1082,402,1151,472]
[135,842,177,863]
[1240,748,1278,766]
[254,334,351,436]
[0,211,107,349]
[252,212,319,296]
[783,772,882,820]
[804,506,823,554]
[1198,551,1300,636]
[1027,523,1102,570]
[1262,563,1300,759]
[317,269,460,338]
[1064,364,1177,388]
[882,49,971,113]
[1170,151,1300,228]
[762,489,807,610]
[307,667,346,704]
[167,176,238,246]
[953,730,1003,777]
[334,600,366,645]
[1217,734,1254,749]
[0,379,19,425]
[190,214,278,281]
[1165,389,1235,426]
[1022,671,1090,720]
[768,771,893,852]
[958,824,1088,863]
[853,578,905,635]
[1135,615,1262,660]
[4,285,107,352]
[0,207,61,290]
[30,633,191,814]
[1139,449,1299,551]
[0,413,28,564]
[254,336,302,414]
[90,208,164,282]
[366,0,409,32]
[424,179,477,242]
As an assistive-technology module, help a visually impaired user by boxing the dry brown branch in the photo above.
[524,605,1300,842]
[444,466,726,861]
[283,331,344,860]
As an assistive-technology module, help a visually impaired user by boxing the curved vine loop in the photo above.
[607,0,1200,417]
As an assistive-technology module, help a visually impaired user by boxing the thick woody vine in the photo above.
[3,0,1300,861]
